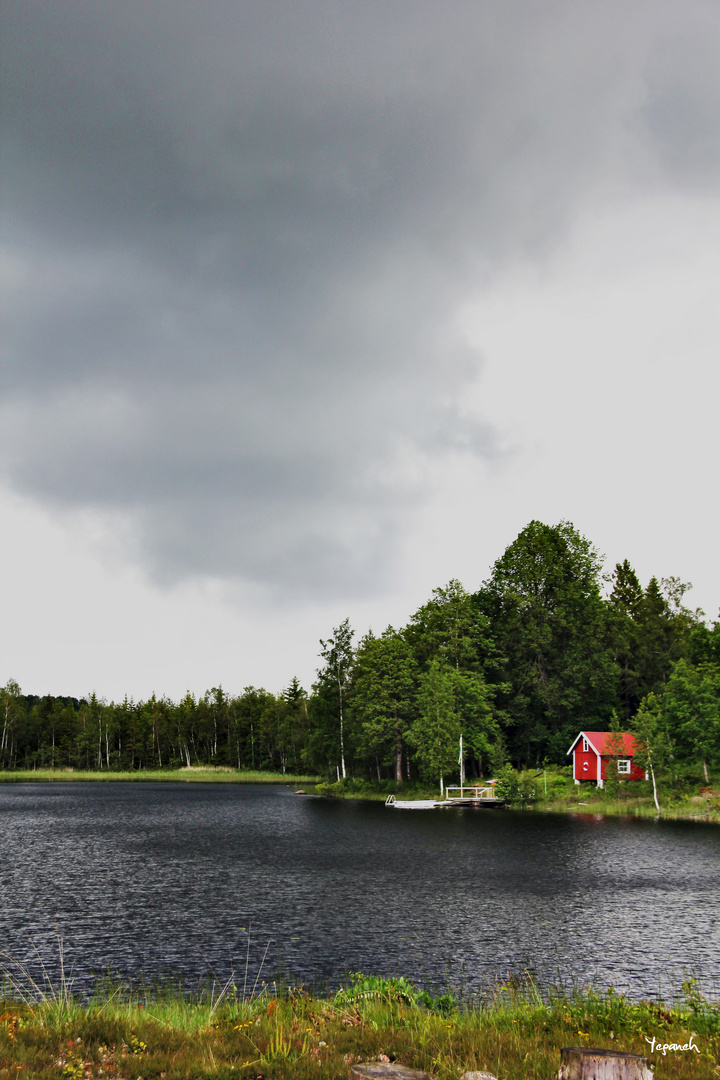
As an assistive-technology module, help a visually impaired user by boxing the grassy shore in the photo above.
[2,766,718,823]
[0,975,718,1079]
[314,769,720,824]
[531,788,720,824]
[0,768,319,785]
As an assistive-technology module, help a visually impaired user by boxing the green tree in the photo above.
[408,660,460,794]
[405,579,504,776]
[405,579,492,674]
[234,687,274,770]
[475,520,617,764]
[660,658,720,783]
[0,679,22,768]
[351,628,417,786]
[313,619,354,779]
[608,560,645,719]
[632,692,673,811]
[634,577,696,696]
[608,563,700,719]
[452,670,502,778]
[280,677,310,773]
[688,618,720,667]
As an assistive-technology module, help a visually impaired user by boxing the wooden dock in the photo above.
[386,785,503,810]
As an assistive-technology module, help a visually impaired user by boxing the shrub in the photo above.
[495,765,537,807]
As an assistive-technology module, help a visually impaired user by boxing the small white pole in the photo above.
[459,733,464,794]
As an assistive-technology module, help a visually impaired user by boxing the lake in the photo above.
[0,782,718,1001]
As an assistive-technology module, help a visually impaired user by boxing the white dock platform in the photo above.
[385,796,439,809]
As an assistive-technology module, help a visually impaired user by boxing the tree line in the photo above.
[2,521,718,785]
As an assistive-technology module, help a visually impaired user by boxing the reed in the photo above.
[0,768,319,784]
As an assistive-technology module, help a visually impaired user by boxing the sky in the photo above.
[1,0,719,702]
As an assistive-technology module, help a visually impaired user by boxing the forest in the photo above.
[1,521,718,786]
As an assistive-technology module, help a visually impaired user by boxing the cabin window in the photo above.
[582,738,589,752]
[617,759,631,774]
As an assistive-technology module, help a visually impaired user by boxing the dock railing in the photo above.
[444,785,497,800]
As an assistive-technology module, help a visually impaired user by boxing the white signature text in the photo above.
[645,1035,700,1056]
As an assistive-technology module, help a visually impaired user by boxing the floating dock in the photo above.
[386,785,503,810]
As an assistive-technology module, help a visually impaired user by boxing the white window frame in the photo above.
[617,759,631,774]
[582,738,589,752]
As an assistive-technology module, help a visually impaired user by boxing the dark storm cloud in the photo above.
[1,0,719,595]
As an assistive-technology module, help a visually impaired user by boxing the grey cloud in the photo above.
[1,0,719,596]
[642,18,720,183]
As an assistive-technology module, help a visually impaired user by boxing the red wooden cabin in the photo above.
[567,730,646,787]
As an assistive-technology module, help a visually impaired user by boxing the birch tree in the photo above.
[0,679,21,768]
[315,618,354,779]
[632,692,673,811]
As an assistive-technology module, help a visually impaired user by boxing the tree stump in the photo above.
[459,1073,499,1080]
[560,1047,654,1080]
[349,1064,436,1080]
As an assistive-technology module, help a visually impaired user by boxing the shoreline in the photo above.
[314,782,720,824]
[0,767,319,785]
[1,769,718,824]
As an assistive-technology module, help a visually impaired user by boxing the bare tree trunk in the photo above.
[649,760,660,811]
[395,736,403,788]
[338,692,347,779]
[703,758,709,784]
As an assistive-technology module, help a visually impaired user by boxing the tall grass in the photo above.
[0,767,319,784]
[1,965,718,1079]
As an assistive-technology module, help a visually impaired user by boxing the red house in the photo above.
[567,730,646,787]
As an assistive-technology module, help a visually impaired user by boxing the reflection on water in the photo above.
[0,782,718,999]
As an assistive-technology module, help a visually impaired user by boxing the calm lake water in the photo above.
[0,782,718,1000]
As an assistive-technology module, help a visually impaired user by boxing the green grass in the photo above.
[313,778,443,801]
[529,767,720,823]
[3,765,718,823]
[0,768,320,785]
[533,790,720,823]
[314,769,720,824]
[0,974,718,1079]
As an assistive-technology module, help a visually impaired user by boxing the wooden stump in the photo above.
[560,1047,654,1080]
[349,1063,436,1080]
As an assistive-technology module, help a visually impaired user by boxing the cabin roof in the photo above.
[567,730,638,757]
